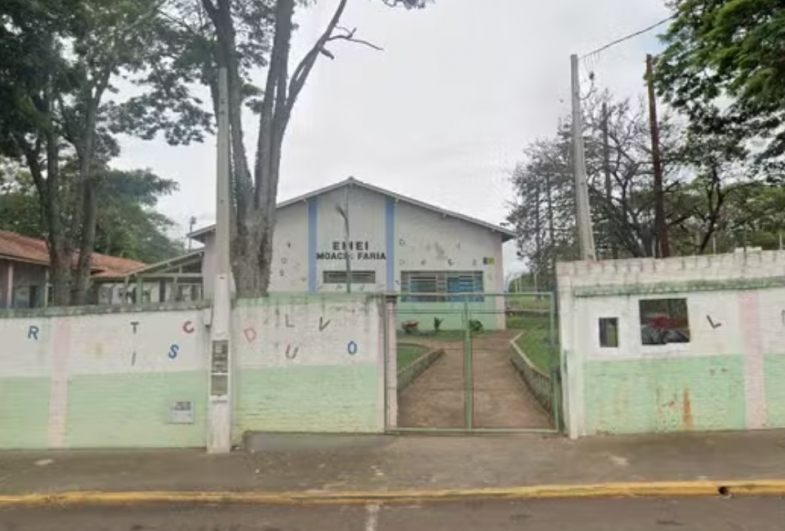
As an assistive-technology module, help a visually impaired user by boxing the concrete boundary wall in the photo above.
[0,295,386,449]
[231,295,386,437]
[557,251,785,439]
[0,302,210,449]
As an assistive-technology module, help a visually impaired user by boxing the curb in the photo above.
[1,480,785,507]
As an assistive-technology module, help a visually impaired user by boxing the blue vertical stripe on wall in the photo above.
[308,198,318,293]
[385,196,395,291]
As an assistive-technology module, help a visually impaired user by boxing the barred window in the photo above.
[401,271,484,302]
[323,270,377,284]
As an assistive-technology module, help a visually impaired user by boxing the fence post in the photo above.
[463,295,473,430]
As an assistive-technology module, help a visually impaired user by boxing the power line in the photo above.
[581,15,675,61]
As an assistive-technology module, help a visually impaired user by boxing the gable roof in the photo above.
[0,229,146,277]
[190,177,517,242]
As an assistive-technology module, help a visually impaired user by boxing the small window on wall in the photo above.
[639,298,690,345]
[323,270,376,284]
[599,318,619,348]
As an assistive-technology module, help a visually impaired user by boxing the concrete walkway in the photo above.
[397,331,552,429]
[1,431,785,496]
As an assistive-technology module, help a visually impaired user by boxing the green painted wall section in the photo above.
[397,300,499,331]
[584,356,745,435]
[65,372,207,448]
[0,378,50,449]
[764,355,785,428]
[234,365,379,434]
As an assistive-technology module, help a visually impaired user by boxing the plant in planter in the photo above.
[402,320,419,335]
[469,319,484,333]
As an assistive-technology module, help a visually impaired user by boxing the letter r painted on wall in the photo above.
[27,325,39,341]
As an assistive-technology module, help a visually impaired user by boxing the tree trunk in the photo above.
[72,178,97,305]
[21,80,72,307]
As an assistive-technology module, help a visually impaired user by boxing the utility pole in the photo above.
[207,67,233,454]
[601,102,617,259]
[646,54,670,258]
[570,54,596,261]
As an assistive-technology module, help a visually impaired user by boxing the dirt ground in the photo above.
[397,331,553,429]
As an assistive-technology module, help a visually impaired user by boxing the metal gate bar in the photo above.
[388,292,562,435]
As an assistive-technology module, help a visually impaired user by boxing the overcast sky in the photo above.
[114,0,671,273]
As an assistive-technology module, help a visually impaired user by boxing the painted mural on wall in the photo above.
[233,297,380,368]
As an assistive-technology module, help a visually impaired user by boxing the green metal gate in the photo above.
[386,292,562,434]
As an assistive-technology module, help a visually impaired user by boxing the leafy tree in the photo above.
[196,0,430,297]
[0,163,183,264]
[0,0,209,304]
[656,0,785,168]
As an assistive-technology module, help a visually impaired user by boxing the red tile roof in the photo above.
[0,229,146,277]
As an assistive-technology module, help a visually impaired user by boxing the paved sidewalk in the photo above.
[0,431,783,495]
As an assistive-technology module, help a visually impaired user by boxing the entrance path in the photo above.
[397,331,552,429]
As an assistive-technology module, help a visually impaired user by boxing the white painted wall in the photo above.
[0,305,208,449]
[269,201,309,292]
[199,183,507,297]
[0,294,387,449]
[231,295,386,435]
[557,251,785,438]
[316,186,388,293]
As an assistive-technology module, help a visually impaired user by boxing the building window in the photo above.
[401,271,484,302]
[639,298,690,345]
[598,318,619,348]
[323,270,377,284]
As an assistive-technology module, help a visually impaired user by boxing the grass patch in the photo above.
[397,344,430,370]
[509,314,557,374]
[506,295,552,312]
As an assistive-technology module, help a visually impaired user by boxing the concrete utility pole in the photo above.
[570,54,596,261]
[646,54,670,258]
[601,102,618,259]
[207,67,233,454]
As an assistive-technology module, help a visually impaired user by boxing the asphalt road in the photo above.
[1,498,785,530]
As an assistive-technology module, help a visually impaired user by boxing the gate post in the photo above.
[463,295,473,430]
[384,295,398,430]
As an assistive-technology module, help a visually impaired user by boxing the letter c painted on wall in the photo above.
[182,321,195,334]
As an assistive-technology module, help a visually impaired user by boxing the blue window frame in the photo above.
[401,271,484,302]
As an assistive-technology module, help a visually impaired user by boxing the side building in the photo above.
[190,178,515,330]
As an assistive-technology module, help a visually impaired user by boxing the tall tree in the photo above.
[199,0,429,297]
[0,0,74,304]
[656,0,785,168]
[1,0,209,304]
[0,163,184,264]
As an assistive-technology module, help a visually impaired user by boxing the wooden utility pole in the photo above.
[646,54,670,258]
[601,102,618,259]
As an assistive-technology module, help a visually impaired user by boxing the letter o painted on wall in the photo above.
[347,341,358,356]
